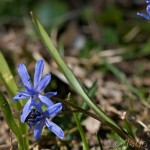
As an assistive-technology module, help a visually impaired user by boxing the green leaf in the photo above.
[31,12,119,128]
[0,52,18,102]
[31,13,143,148]
[78,80,98,120]
[0,93,26,150]
[67,93,89,150]
[0,52,29,149]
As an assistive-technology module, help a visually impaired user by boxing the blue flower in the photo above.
[137,1,150,20]
[25,103,64,140]
[13,60,57,122]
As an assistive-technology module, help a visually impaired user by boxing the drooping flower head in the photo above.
[25,103,64,140]
[137,1,150,20]
[13,60,57,122]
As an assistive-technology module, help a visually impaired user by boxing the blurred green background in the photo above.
[0,0,150,57]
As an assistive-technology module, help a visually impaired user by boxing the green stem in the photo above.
[0,52,29,149]
[67,94,89,150]
[124,118,135,138]
[73,113,90,150]
[0,93,26,150]
[96,133,103,150]
[78,80,97,120]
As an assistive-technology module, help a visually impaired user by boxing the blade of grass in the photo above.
[73,113,90,150]
[67,93,89,150]
[121,112,135,138]
[0,52,21,109]
[0,52,29,149]
[96,133,103,150]
[0,93,26,150]
[31,13,144,149]
[78,80,98,120]
[31,12,120,129]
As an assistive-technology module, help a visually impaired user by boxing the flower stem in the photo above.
[73,113,90,150]
[67,94,89,150]
[0,93,27,150]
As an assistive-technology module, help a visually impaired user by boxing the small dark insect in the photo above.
[25,109,41,128]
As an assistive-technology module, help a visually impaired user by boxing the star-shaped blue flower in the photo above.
[137,1,150,20]
[25,102,64,140]
[13,60,57,122]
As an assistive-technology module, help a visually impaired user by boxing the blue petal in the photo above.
[137,12,150,20]
[44,92,57,98]
[38,95,54,107]
[33,102,43,113]
[23,86,37,96]
[34,60,44,89]
[36,74,51,92]
[21,98,34,123]
[44,103,62,118]
[34,120,45,140]
[146,1,150,4]
[147,4,150,15]
[13,91,30,101]
[18,64,32,89]
[45,119,64,139]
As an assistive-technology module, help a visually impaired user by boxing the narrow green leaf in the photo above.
[73,113,90,150]
[31,12,120,129]
[31,13,145,149]
[124,118,135,138]
[0,52,29,149]
[0,52,20,108]
[78,80,98,120]
[0,93,26,150]
[96,133,103,150]
[67,93,89,150]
